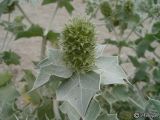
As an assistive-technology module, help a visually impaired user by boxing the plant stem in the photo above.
[16,3,33,25]
[40,36,47,59]
[40,4,59,59]
[125,16,150,40]
[53,99,61,120]
[89,7,99,20]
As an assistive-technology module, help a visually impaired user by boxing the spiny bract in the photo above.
[62,17,96,73]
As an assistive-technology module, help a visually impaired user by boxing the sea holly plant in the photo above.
[32,18,128,120]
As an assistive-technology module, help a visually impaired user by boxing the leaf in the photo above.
[0,72,12,87]
[148,98,160,112]
[1,0,17,14]
[95,56,127,85]
[37,97,54,120]
[0,83,19,119]
[133,62,149,83]
[42,0,74,14]
[42,0,57,5]
[1,50,20,65]
[152,21,160,33]
[0,0,9,16]
[0,16,26,34]
[128,56,140,67]
[104,39,131,48]
[85,99,101,120]
[128,92,146,110]
[59,0,74,14]
[38,48,65,67]
[57,71,100,118]
[15,25,43,40]
[60,99,101,120]
[97,113,119,120]
[102,85,128,105]
[23,69,36,91]
[32,49,73,90]
[46,31,59,43]
[60,102,80,120]
[95,44,106,58]
[136,34,155,57]
[153,68,160,83]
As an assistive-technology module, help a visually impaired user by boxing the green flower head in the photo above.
[124,0,134,15]
[100,1,112,18]
[62,17,96,73]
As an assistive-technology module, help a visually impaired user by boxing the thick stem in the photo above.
[40,36,47,59]
[40,4,59,59]
[53,99,61,120]
[16,4,33,25]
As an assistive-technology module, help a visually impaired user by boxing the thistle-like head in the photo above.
[62,17,96,73]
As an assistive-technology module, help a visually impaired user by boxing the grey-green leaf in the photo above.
[60,99,101,120]
[148,98,160,112]
[97,113,119,120]
[95,56,127,85]
[33,49,73,90]
[57,71,100,118]
[85,99,101,120]
[0,83,19,119]
[0,72,12,87]
[32,64,72,90]
[60,102,80,120]
[95,44,106,58]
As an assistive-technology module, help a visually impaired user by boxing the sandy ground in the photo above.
[0,0,149,79]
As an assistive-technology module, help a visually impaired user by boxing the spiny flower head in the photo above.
[124,0,134,15]
[100,1,112,18]
[62,17,96,73]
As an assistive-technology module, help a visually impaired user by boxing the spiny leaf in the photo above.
[60,99,101,120]
[0,16,26,34]
[57,71,100,118]
[95,44,106,58]
[15,25,43,40]
[59,0,74,14]
[148,98,160,112]
[102,85,129,105]
[95,56,127,85]
[128,56,140,67]
[37,97,54,120]
[152,21,160,33]
[0,72,12,87]
[42,0,74,14]
[136,34,155,57]
[0,83,19,119]
[0,0,17,16]
[97,113,119,120]
[104,39,132,48]
[46,31,59,43]
[32,49,73,90]
[1,50,20,65]
[85,99,101,120]
[60,102,80,120]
